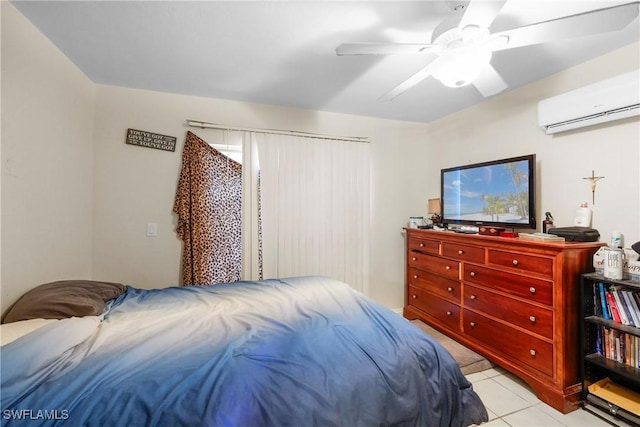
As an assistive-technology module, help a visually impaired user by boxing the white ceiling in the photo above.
[11,0,640,123]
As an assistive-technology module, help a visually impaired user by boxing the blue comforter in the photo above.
[1,276,487,426]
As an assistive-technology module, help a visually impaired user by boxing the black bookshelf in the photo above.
[580,273,640,426]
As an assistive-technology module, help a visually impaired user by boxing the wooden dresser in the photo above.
[404,228,603,413]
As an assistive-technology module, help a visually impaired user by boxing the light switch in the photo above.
[147,222,158,237]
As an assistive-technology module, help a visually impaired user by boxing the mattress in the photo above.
[1,276,487,426]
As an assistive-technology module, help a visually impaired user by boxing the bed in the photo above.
[1,276,488,426]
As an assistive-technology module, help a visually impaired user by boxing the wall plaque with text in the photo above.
[126,129,176,152]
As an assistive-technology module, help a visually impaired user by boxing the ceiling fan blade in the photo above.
[491,2,640,51]
[473,64,508,97]
[336,42,435,56]
[379,64,435,101]
[458,0,508,31]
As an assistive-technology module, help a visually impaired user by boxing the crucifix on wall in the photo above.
[582,170,605,204]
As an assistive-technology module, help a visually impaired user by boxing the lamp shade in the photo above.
[431,46,492,88]
[428,198,441,214]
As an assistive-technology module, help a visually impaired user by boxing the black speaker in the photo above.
[632,241,640,255]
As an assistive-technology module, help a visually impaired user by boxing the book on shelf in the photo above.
[611,286,632,326]
[598,282,612,320]
[595,282,640,328]
[622,289,640,328]
[634,292,640,313]
[596,325,640,368]
[592,283,602,316]
[606,291,623,323]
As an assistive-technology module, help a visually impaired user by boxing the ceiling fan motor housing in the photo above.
[430,26,493,88]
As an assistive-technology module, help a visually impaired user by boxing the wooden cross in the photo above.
[582,170,605,204]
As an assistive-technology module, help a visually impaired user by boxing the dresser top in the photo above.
[405,228,605,251]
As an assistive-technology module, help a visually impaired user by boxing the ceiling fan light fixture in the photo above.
[461,24,482,41]
[431,46,492,88]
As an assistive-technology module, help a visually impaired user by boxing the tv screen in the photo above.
[441,154,536,229]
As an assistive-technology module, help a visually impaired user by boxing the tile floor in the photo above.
[467,367,635,427]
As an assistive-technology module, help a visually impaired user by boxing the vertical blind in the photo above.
[255,133,370,294]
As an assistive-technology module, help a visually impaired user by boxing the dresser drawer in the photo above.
[464,284,553,339]
[408,252,459,280]
[487,249,553,278]
[442,242,485,263]
[462,264,553,306]
[408,267,460,303]
[408,237,440,255]
[408,285,460,331]
[464,309,553,377]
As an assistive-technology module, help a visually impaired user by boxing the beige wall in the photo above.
[92,85,428,308]
[1,3,95,314]
[2,1,639,316]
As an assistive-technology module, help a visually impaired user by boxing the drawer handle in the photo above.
[412,257,417,261]
[412,294,417,299]
[512,259,519,266]
[445,266,451,271]
[529,287,536,294]
[470,295,476,300]
[469,322,476,327]
[447,287,453,292]
[413,275,418,279]
[419,243,425,247]
[530,349,536,356]
[469,271,476,277]
[529,316,536,323]
[458,250,464,255]
[446,311,452,316]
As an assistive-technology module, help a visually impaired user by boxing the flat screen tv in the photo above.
[440,154,536,229]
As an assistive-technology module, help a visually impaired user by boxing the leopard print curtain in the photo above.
[173,131,242,285]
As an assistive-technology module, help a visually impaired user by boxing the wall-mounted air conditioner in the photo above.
[537,70,640,135]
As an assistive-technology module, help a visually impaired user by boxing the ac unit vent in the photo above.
[538,70,640,134]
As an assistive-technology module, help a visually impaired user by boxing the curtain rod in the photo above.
[186,119,369,143]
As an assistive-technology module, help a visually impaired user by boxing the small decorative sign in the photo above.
[126,129,176,152]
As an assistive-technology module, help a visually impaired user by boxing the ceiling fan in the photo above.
[336,1,640,100]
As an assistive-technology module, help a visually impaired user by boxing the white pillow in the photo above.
[0,318,59,346]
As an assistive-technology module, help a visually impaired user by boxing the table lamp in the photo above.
[428,198,441,224]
